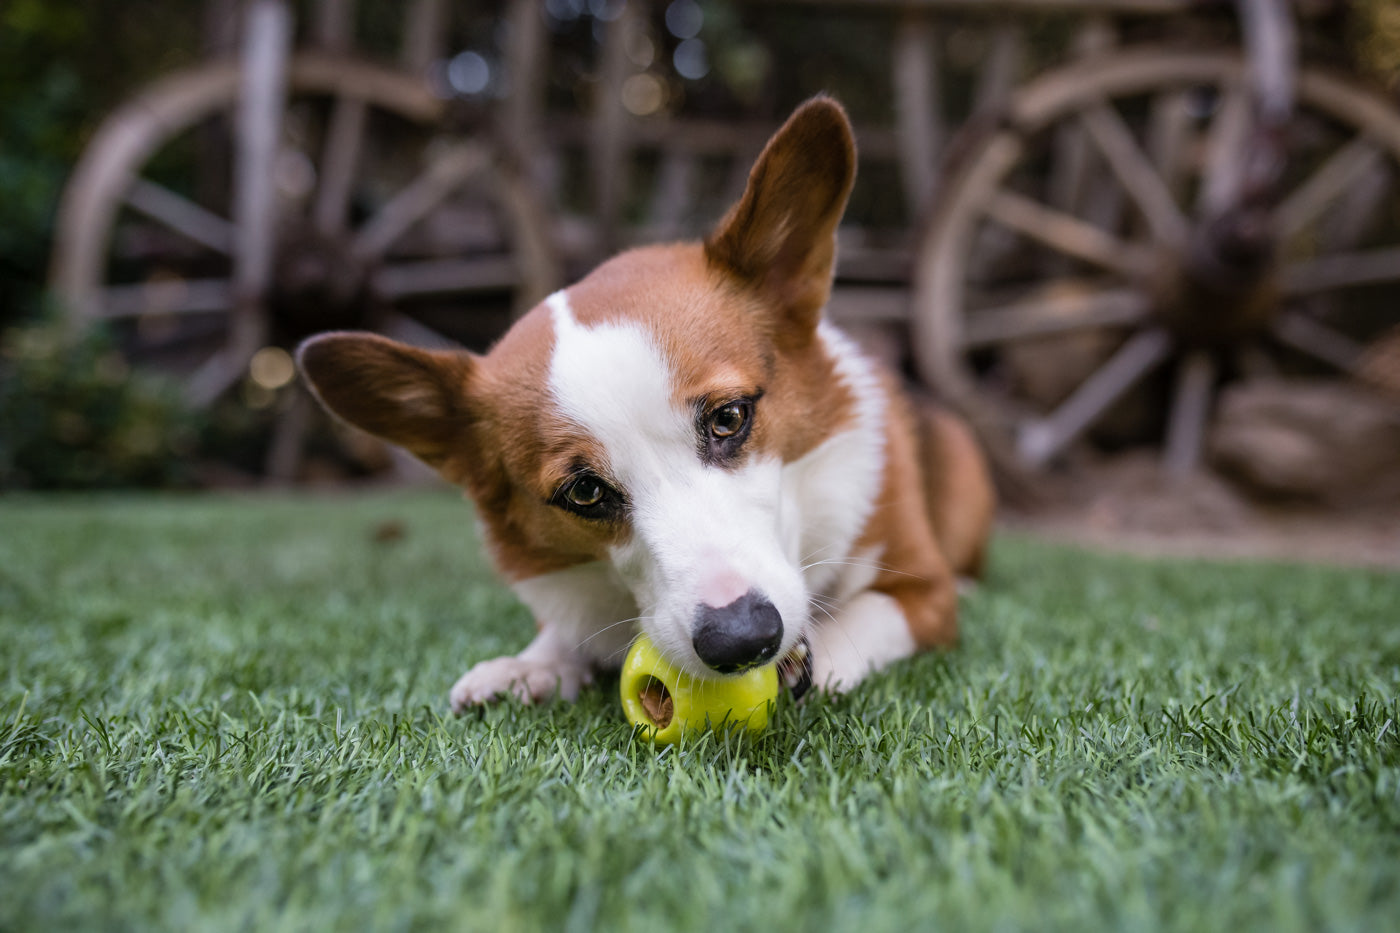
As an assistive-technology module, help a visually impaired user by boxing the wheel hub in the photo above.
[268,225,379,342]
[1152,208,1280,346]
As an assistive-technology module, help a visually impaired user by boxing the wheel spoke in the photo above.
[264,389,315,482]
[381,312,462,350]
[1196,86,1250,215]
[1274,137,1384,239]
[186,296,268,406]
[97,278,233,318]
[892,11,942,210]
[1236,344,1280,379]
[1163,349,1216,475]
[1146,89,1193,199]
[1017,327,1174,466]
[1270,310,1365,373]
[231,0,292,301]
[1319,159,1391,247]
[313,95,367,234]
[187,350,250,407]
[372,256,521,299]
[985,189,1153,278]
[1280,246,1400,295]
[1047,119,1092,216]
[963,284,1149,348]
[973,22,1023,118]
[645,151,699,237]
[1079,101,1189,246]
[124,179,234,255]
[352,143,491,260]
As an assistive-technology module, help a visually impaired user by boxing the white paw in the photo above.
[449,654,592,712]
[807,590,916,695]
[809,646,871,695]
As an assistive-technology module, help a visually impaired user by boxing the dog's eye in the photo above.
[709,402,749,439]
[566,477,605,508]
[699,396,757,466]
[553,472,624,520]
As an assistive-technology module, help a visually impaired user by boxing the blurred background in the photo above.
[2,0,1397,560]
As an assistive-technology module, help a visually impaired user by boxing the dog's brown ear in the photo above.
[705,96,856,336]
[297,331,476,469]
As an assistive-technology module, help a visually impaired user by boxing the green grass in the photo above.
[1,491,1397,932]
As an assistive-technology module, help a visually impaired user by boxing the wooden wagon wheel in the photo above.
[50,48,557,412]
[911,49,1400,482]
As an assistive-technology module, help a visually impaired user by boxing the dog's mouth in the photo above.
[777,637,813,700]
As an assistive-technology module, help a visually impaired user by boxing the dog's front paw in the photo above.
[449,654,593,712]
[808,648,870,695]
[807,591,918,695]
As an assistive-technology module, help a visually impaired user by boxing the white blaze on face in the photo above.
[786,321,888,599]
[545,291,808,675]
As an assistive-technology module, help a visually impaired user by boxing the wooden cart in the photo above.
[48,0,1400,486]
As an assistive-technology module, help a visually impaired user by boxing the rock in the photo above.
[1076,450,1253,535]
[1209,378,1400,503]
[1358,324,1400,399]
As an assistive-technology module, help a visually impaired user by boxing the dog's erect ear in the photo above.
[705,96,856,335]
[297,331,476,469]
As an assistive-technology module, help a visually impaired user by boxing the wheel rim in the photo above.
[51,53,556,408]
[912,50,1400,477]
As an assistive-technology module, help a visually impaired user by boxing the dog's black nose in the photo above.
[692,590,783,674]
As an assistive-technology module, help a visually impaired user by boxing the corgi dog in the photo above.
[298,97,994,711]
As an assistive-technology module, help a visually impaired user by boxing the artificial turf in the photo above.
[1,490,1397,932]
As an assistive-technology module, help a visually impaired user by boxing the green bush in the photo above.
[0,1,203,332]
[0,322,199,489]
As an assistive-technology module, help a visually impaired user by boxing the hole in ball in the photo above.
[638,676,674,729]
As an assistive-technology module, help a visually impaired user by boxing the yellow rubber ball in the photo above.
[620,633,779,744]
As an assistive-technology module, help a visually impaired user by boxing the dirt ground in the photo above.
[1001,453,1400,570]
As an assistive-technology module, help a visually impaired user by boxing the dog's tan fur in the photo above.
[299,97,994,704]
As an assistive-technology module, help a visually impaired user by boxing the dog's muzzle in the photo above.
[691,589,783,674]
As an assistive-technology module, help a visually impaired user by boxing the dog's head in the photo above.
[299,98,859,676]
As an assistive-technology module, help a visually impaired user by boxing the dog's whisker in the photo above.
[798,541,844,566]
[800,556,930,583]
[806,597,840,627]
[574,614,652,652]
[662,654,683,716]
[595,616,663,667]
[803,556,894,573]
[603,640,639,667]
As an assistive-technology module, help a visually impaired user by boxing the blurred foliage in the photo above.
[0,321,201,489]
[0,0,202,330]
[1354,0,1400,90]
[0,2,86,329]
[0,2,216,488]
